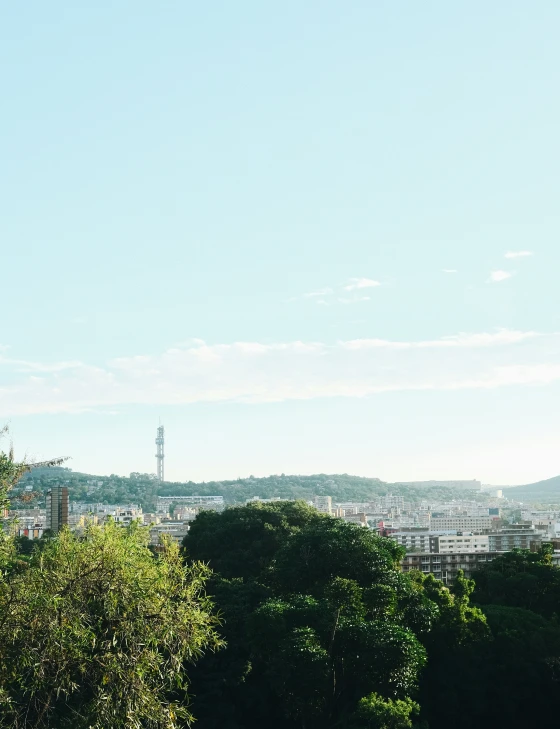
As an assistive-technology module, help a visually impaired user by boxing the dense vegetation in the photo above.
[421,546,560,728]
[0,437,222,729]
[4,433,560,727]
[182,504,560,729]
[182,502,488,728]
[16,468,490,510]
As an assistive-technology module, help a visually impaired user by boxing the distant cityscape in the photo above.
[8,445,560,588]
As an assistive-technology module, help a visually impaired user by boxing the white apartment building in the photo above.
[172,507,199,522]
[113,507,143,526]
[246,497,296,504]
[313,496,333,514]
[430,515,494,532]
[390,531,432,552]
[156,496,224,512]
[401,551,497,585]
[430,534,490,553]
[69,503,141,516]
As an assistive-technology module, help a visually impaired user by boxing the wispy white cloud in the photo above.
[443,269,458,274]
[505,251,533,259]
[341,329,538,351]
[303,287,333,298]
[292,279,380,304]
[343,278,381,291]
[338,296,370,305]
[488,270,514,283]
[1,330,558,416]
[0,354,83,373]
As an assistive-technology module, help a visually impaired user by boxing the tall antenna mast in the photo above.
[155,424,164,482]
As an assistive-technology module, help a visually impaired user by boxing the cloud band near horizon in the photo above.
[1,329,559,416]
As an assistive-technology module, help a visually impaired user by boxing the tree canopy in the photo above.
[471,545,560,619]
[0,434,222,729]
[183,501,487,729]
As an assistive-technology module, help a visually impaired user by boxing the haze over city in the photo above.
[2,2,559,484]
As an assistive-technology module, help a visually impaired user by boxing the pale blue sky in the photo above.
[2,2,559,484]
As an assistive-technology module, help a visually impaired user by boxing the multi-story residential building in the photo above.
[390,530,432,552]
[401,551,498,585]
[435,503,498,518]
[114,507,143,526]
[156,496,224,512]
[149,521,190,545]
[378,496,405,512]
[172,507,198,522]
[46,486,69,534]
[246,497,294,504]
[142,512,160,525]
[313,496,333,515]
[335,501,374,511]
[9,509,45,521]
[396,480,482,491]
[488,528,542,552]
[415,510,431,528]
[69,503,141,516]
[390,530,490,553]
[429,515,495,532]
[15,526,44,540]
[430,534,490,553]
[68,513,87,529]
[342,512,368,526]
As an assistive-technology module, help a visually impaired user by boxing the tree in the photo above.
[185,500,325,580]
[0,426,66,512]
[472,546,560,619]
[0,427,28,512]
[419,600,560,729]
[183,504,486,729]
[348,693,420,729]
[0,522,223,728]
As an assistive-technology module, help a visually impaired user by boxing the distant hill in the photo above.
[503,476,560,503]
[15,469,487,510]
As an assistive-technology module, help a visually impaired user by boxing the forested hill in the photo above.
[16,468,486,510]
[502,475,560,503]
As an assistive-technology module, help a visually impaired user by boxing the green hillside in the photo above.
[16,468,487,510]
[503,475,560,503]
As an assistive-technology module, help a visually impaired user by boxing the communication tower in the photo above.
[155,425,165,482]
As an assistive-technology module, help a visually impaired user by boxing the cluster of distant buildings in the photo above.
[7,482,560,586]
[5,488,226,547]
[249,491,560,584]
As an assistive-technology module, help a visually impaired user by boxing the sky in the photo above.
[1,1,559,485]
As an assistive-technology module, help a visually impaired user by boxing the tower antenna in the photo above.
[155,424,164,482]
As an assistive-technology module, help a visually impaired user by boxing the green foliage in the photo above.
[186,500,324,579]
[10,431,556,728]
[472,546,560,619]
[184,503,484,729]
[349,693,419,729]
[419,559,560,729]
[0,427,28,512]
[16,467,490,511]
[420,600,560,728]
[0,426,68,513]
[0,521,222,728]
[270,517,406,600]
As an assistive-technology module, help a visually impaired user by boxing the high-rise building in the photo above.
[313,495,332,515]
[46,486,69,533]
